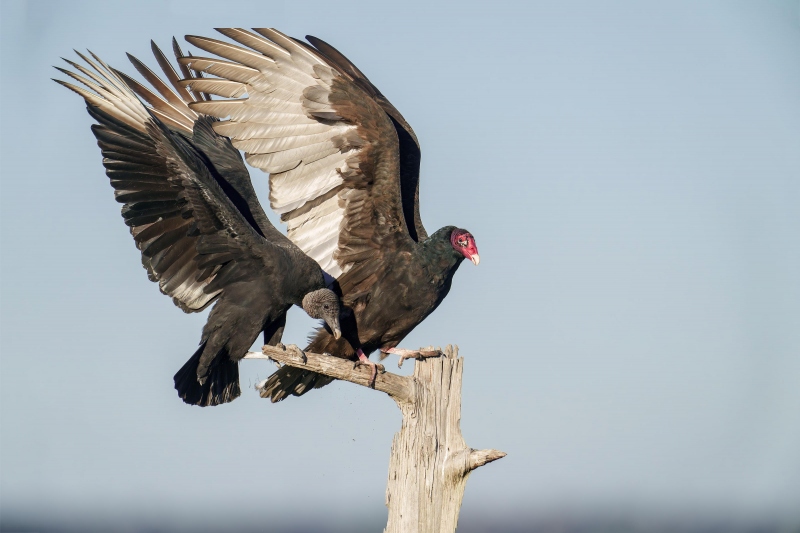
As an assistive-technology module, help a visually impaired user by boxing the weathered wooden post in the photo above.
[245,344,505,533]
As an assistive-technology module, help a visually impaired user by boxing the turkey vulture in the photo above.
[54,43,342,406]
[169,29,480,399]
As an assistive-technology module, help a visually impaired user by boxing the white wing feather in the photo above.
[185,29,362,278]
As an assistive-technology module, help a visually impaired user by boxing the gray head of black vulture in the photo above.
[302,289,342,339]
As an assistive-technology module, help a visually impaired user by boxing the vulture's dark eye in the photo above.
[458,239,468,247]
[323,304,329,310]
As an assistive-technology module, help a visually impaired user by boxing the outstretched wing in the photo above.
[146,116,284,295]
[181,29,422,278]
[54,44,287,311]
[302,35,427,243]
[120,40,292,248]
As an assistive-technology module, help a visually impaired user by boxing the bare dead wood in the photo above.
[243,344,505,533]
[246,344,413,402]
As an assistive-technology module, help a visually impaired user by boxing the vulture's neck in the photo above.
[419,226,464,279]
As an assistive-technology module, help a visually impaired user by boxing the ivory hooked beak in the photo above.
[470,253,480,266]
[333,327,342,340]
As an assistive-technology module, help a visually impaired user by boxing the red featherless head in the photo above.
[450,229,479,266]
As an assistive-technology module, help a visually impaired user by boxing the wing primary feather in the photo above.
[184,51,210,101]
[114,70,195,133]
[215,28,291,59]
[73,50,123,91]
[82,50,134,97]
[176,56,259,84]
[54,78,144,132]
[56,63,134,112]
[126,52,198,120]
[305,35,370,84]
[86,102,146,138]
[59,58,122,96]
[184,35,276,71]
[151,40,199,103]
[171,37,201,101]
[251,28,321,66]
[178,78,246,98]
[67,53,151,124]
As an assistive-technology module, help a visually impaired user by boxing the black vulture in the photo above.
[54,43,342,406]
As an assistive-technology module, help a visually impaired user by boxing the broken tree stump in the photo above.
[245,344,505,533]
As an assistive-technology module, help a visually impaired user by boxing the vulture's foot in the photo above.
[286,344,307,364]
[264,343,285,368]
[382,347,444,368]
[353,349,384,388]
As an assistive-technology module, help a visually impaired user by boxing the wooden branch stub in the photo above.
[468,448,507,470]
[244,345,413,402]
[446,447,508,479]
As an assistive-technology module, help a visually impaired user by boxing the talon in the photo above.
[354,349,380,388]
[353,360,379,388]
[387,347,444,368]
[287,344,307,364]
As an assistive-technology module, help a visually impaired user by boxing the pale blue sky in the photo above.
[2,1,799,531]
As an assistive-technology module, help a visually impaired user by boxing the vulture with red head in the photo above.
[171,29,480,399]
[54,43,342,407]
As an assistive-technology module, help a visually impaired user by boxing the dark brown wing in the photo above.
[54,46,290,311]
[303,35,426,242]
[125,41,290,248]
[145,117,286,296]
[181,28,419,278]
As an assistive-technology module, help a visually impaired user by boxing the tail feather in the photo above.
[260,328,350,403]
[174,343,241,406]
[259,365,334,403]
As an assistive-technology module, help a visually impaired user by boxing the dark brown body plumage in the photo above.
[321,230,464,356]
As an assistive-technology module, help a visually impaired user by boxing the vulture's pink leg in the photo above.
[353,349,383,388]
[381,347,444,368]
